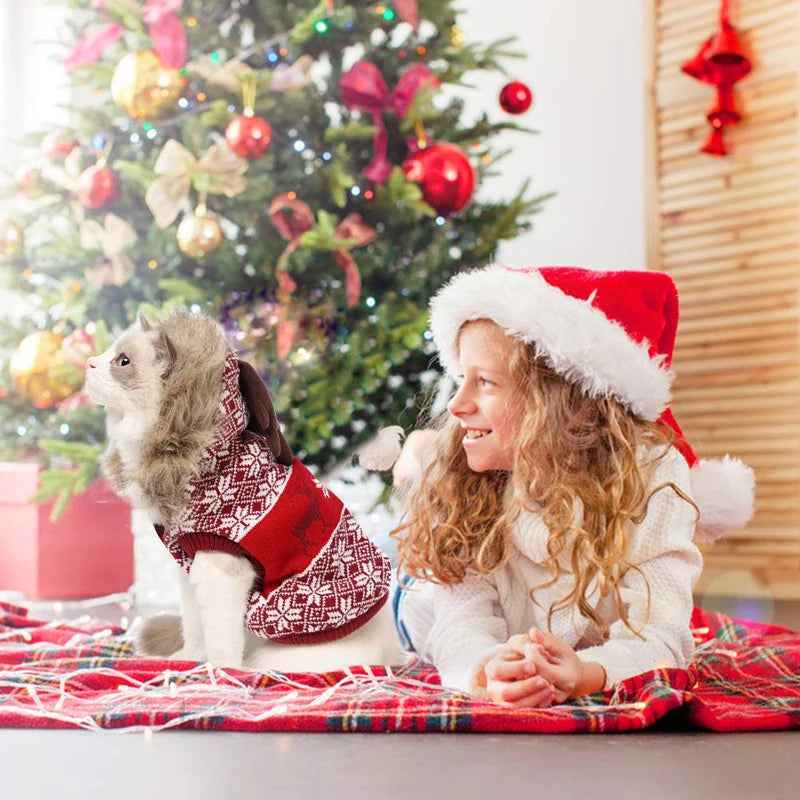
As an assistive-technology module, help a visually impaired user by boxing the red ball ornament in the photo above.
[402,142,475,216]
[15,167,43,198]
[499,81,533,114]
[77,164,121,210]
[41,130,79,161]
[225,113,273,159]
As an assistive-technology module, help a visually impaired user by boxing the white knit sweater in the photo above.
[398,445,703,694]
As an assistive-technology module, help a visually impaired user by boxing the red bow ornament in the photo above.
[268,194,378,356]
[64,0,187,72]
[339,61,440,183]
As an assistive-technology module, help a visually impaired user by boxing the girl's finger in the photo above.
[489,674,550,704]
[523,649,562,685]
[505,634,531,655]
[485,657,537,683]
[529,627,558,651]
[511,683,555,709]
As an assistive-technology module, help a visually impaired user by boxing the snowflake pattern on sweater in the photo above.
[157,355,391,644]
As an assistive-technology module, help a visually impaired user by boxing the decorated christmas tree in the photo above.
[0,0,546,516]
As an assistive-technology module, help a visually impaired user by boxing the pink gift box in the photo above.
[0,462,133,599]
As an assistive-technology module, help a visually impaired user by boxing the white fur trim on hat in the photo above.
[429,266,673,420]
[691,456,756,542]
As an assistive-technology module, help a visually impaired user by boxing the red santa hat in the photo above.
[428,264,755,541]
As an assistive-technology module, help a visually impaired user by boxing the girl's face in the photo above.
[447,320,522,473]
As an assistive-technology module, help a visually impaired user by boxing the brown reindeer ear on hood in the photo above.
[237,359,294,466]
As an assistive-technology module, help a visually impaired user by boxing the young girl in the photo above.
[392,265,755,707]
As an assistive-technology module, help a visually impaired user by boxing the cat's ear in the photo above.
[138,312,152,332]
[157,332,177,379]
[237,360,293,466]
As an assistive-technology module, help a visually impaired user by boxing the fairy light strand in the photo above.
[0,614,730,733]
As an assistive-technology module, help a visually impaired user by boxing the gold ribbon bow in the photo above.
[80,213,138,287]
[186,54,313,94]
[145,139,248,229]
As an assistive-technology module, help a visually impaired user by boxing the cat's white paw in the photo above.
[203,651,245,670]
[170,646,205,662]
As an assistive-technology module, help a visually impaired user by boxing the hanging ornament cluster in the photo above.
[681,0,751,156]
[338,60,475,216]
[340,60,442,183]
[9,331,84,409]
[111,50,185,119]
[499,80,533,115]
[145,139,247,259]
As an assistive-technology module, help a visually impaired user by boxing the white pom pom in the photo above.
[691,456,756,542]
[356,426,405,471]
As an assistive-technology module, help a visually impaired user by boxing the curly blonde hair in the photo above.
[392,320,696,639]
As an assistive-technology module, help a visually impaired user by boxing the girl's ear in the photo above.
[237,360,294,466]
[138,312,152,332]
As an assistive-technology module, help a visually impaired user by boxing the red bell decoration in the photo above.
[680,0,750,157]
[701,126,727,157]
[708,84,740,128]
[225,112,272,159]
[499,81,533,114]
[402,142,475,216]
[681,37,716,84]
[706,21,751,84]
[77,164,121,210]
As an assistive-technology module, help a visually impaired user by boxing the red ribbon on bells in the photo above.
[339,61,440,183]
[268,193,377,356]
[681,0,751,156]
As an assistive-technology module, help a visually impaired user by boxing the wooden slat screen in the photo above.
[646,0,800,598]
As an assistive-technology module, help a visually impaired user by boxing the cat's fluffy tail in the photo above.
[134,614,184,656]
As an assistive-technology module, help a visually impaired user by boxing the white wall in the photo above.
[0,0,70,174]
[458,0,647,271]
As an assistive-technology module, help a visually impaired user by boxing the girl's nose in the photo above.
[447,384,475,418]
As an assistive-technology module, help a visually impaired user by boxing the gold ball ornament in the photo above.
[9,331,82,409]
[177,211,223,259]
[111,50,184,119]
[0,220,24,259]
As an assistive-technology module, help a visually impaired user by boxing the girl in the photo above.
[391,265,754,707]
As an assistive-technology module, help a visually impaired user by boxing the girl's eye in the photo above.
[115,354,130,367]
[479,377,494,387]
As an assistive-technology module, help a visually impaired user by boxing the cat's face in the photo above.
[85,324,169,414]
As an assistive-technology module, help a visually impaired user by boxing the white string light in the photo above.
[2,606,703,733]
[0,651,651,734]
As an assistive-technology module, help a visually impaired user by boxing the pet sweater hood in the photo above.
[157,353,391,645]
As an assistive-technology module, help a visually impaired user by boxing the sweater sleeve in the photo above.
[576,447,703,688]
[416,574,509,696]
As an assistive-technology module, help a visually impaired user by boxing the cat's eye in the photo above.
[115,353,130,367]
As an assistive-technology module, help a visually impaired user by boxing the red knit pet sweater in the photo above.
[157,355,391,645]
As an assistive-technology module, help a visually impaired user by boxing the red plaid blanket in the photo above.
[0,601,797,733]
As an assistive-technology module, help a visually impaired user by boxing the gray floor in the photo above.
[1,728,799,799]
[1,595,799,799]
